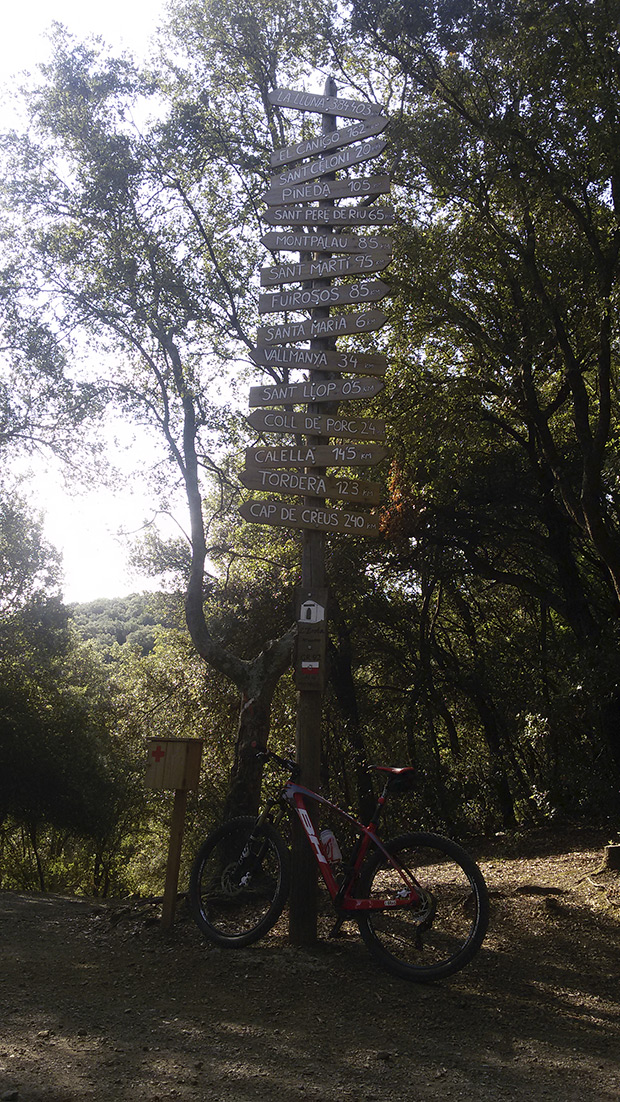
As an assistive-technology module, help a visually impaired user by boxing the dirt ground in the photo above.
[2,829,620,1102]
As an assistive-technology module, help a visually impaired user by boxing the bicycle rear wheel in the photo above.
[356,832,488,981]
[189,816,290,947]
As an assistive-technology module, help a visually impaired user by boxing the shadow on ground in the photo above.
[1,832,619,1101]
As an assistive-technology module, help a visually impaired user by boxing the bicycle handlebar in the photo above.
[251,741,301,780]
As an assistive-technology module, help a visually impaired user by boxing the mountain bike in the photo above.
[189,745,489,981]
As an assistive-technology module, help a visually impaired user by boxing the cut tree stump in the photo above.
[604,843,620,870]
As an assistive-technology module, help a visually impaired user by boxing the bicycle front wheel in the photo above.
[189,816,290,947]
[356,832,488,982]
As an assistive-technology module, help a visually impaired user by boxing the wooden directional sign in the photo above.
[239,466,382,505]
[271,116,387,168]
[240,499,380,536]
[249,376,384,407]
[263,175,390,207]
[261,252,391,287]
[259,279,389,314]
[270,139,387,190]
[244,84,391,552]
[246,443,387,468]
[268,87,384,121]
[263,203,396,227]
[248,408,386,441]
[250,345,388,376]
[257,308,387,345]
[261,230,392,254]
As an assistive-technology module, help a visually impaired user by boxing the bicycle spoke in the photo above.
[190,817,290,946]
[356,833,488,981]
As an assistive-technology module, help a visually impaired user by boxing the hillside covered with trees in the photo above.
[2,0,620,896]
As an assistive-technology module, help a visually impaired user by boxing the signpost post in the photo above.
[286,79,338,945]
[239,76,392,945]
[145,738,203,930]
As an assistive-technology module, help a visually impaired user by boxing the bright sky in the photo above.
[1,0,167,80]
[2,1,173,604]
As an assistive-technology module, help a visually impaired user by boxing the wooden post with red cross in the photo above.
[145,739,203,930]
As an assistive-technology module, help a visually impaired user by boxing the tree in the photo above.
[349,0,620,601]
[0,217,104,462]
[10,0,619,843]
[0,498,128,890]
[323,0,620,814]
[0,488,62,615]
[0,5,346,815]
[70,594,165,656]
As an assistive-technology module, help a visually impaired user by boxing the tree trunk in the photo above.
[223,693,277,819]
[166,331,296,817]
[29,824,45,891]
[598,691,620,776]
[328,620,376,823]
[466,686,517,829]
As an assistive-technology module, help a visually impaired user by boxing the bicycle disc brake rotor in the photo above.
[411,888,437,931]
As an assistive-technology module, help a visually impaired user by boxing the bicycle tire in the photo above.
[189,816,290,947]
[355,831,488,982]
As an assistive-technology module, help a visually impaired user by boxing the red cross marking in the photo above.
[151,745,166,763]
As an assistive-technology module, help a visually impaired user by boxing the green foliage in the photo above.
[0,488,141,893]
[353,0,620,580]
[317,0,620,829]
[0,490,62,614]
[70,594,167,656]
[0,261,101,461]
[0,599,121,840]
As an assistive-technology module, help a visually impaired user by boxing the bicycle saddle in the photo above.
[372,765,416,792]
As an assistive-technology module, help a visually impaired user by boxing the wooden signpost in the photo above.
[239,499,380,536]
[145,738,203,930]
[260,253,391,285]
[249,377,384,406]
[257,309,386,345]
[250,346,388,375]
[247,408,386,439]
[267,86,384,119]
[270,116,387,167]
[239,466,382,504]
[259,278,389,313]
[263,202,395,226]
[239,77,392,946]
[260,231,392,253]
[269,139,387,189]
[246,443,387,468]
[262,176,391,206]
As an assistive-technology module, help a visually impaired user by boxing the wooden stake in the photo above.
[161,788,189,930]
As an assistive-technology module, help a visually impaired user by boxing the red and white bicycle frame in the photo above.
[281,781,423,912]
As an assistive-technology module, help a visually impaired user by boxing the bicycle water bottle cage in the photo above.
[372,765,416,794]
